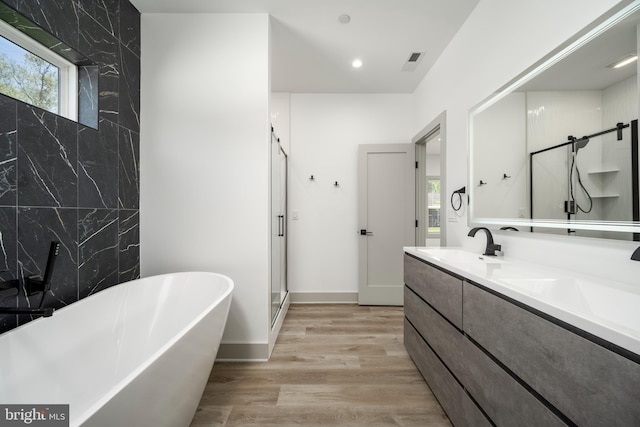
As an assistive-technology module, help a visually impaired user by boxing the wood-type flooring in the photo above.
[190,304,452,426]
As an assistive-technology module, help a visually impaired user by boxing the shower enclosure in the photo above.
[530,120,639,240]
[271,129,288,325]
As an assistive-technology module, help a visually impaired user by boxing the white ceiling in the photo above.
[129,0,480,93]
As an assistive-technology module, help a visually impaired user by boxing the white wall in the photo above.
[139,14,271,350]
[472,92,527,220]
[412,0,622,247]
[288,94,412,296]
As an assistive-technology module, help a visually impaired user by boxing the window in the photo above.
[0,20,77,120]
[427,177,441,237]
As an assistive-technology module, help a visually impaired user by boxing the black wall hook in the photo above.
[503,173,511,179]
[309,175,315,181]
[334,181,339,187]
[479,180,487,186]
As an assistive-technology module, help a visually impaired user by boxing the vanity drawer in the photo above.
[463,282,640,427]
[404,285,465,380]
[461,337,566,427]
[404,319,490,427]
[404,253,463,329]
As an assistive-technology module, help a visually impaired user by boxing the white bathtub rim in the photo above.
[41,271,233,427]
[0,271,232,337]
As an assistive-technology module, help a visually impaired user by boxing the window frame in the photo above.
[0,19,78,120]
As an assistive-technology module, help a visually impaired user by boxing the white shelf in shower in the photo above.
[590,194,619,199]
[587,168,620,175]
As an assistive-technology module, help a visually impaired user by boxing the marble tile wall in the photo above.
[0,0,140,332]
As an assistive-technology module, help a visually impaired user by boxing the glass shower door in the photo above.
[271,132,287,325]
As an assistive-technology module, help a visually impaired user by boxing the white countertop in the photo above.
[404,247,640,356]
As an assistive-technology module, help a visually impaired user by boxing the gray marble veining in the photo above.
[0,0,140,333]
[0,97,16,206]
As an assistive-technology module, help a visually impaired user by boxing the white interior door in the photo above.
[358,144,415,305]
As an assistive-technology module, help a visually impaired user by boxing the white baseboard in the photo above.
[290,292,358,304]
[216,343,269,362]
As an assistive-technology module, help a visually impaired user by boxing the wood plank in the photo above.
[276,384,439,407]
[191,304,451,426]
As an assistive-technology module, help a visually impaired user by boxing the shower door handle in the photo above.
[278,215,285,237]
[360,229,373,236]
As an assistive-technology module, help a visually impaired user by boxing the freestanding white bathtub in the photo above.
[0,271,233,427]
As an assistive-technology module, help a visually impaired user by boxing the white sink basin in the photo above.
[492,275,640,331]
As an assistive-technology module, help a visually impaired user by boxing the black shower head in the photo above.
[574,137,589,152]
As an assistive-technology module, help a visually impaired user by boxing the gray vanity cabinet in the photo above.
[404,253,463,329]
[404,319,491,427]
[464,282,640,427]
[460,335,565,427]
[404,254,490,427]
[404,253,640,427]
[404,286,465,379]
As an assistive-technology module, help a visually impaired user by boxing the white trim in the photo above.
[0,20,77,121]
[215,343,270,362]
[290,292,358,304]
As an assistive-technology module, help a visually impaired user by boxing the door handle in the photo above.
[278,215,285,237]
[360,229,373,236]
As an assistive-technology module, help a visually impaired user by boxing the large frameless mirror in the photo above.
[469,0,640,240]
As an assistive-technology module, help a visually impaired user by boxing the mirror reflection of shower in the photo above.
[530,120,639,239]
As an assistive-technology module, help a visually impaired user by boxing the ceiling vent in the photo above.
[401,51,424,72]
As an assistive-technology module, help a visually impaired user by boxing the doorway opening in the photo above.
[414,111,447,247]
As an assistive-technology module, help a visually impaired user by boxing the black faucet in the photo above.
[468,227,502,256]
[0,241,60,319]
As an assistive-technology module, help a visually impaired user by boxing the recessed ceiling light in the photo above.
[352,59,363,68]
[607,54,638,68]
[338,14,351,24]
